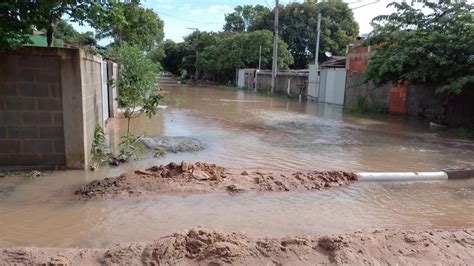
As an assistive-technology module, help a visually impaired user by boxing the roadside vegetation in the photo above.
[160,1,358,82]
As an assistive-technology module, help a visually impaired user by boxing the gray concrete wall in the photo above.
[344,73,391,110]
[256,71,307,96]
[0,47,117,169]
[0,50,65,167]
[80,52,105,167]
[406,85,474,126]
[108,62,119,118]
[345,73,474,126]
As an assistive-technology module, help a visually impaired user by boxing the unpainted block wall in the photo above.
[0,53,65,167]
[344,73,391,110]
[256,72,307,96]
[0,47,117,169]
[81,53,104,166]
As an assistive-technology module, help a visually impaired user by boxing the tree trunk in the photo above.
[46,22,54,47]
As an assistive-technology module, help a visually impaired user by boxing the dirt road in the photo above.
[2,227,473,265]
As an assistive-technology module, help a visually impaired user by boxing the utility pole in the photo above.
[187,27,199,80]
[271,0,279,94]
[315,13,321,66]
[258,45,262,70]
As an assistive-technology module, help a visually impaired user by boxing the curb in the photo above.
[357,169,473,182]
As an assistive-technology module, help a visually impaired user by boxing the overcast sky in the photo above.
[72,0,473,44]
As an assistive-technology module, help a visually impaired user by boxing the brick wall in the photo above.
[0,53,65,167]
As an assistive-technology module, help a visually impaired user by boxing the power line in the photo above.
[156,11,222,25]
[351,0,381,10]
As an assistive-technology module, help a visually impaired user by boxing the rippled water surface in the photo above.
[1,84,473,248]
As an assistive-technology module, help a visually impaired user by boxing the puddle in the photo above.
[1,178,473,248]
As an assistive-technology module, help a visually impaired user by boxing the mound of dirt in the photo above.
[75,162,358,200]
[141,136,205,153]
[1,228,473,265]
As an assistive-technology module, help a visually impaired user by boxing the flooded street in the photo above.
[1,85,474,248]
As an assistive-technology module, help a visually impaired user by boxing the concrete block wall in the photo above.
[256,72,308,96]
[80,52,105,167]
[0,47,118,169]
[0,53,65,167]
[344,73,391,110]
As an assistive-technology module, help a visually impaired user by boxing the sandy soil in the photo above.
[75,162,358,200]
[1,227,473,265]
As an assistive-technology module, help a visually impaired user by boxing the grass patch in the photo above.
[216,85,239,91]
[346,88,387,115]
[255,89,297,100]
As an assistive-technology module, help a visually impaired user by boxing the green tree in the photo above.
[224,1,359,69]
[91,0,164,52]
[160,40,187,76]
[0,1,35,49]
[196,30,294,81]
[113,44,162,133]
[223,5,271,32]
[279,0,358,68]
[0,1,103,49]
[181,31,218,79]
[365,1,474,94]
[31,0,103,47]
[55,20,97,46]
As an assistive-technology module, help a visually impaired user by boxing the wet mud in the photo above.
[76,162,358,200]
[1,227,473,265]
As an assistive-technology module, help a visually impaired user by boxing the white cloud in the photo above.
[207,4,232,15]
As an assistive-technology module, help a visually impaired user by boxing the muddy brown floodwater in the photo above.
[1,84,474,255]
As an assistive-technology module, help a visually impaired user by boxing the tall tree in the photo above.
[31,0,103,47]
[55,20,97,46]
[224,1,359,69]
[160,40,187,76]
[0,1,104,49]
[180,31,219,78]
[279,0,358,68]
[196,30,294,81]
[365,1,474,94]
[223,5,271,32]
[91,0,164,52]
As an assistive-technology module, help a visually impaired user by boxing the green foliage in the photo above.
[365,1,474,94]
[347,87,387,114]
[0,1,103,49]
[223,5,271,32]
[280,0,359,68]
[196,30,294,81]
[91,124,111,167]
[153,148,166,158]
[114,44,160,110]
[55,20,97,46]
[222,1,359,69]
[0,1,35,49]
[117,133,145,162]
[160,40,188,75]
[113,44,163,137]
[90,0,164,52]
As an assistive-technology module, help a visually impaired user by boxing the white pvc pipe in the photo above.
[358,172,448,182]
